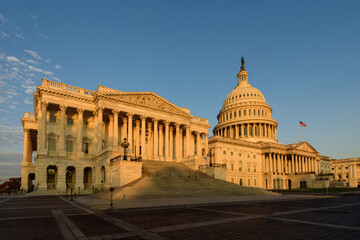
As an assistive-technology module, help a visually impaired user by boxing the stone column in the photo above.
[122,117,128,141]
[196,132,201,156]
[108,115,114,149]
[113,110,119,148]
[291,155,294,173]
[93,111,98,154]
[76,108,84,157]
[135,120,140,157]
[59,105,67,156]
[75,167,84,191]
[159,124,164,158]
[140,116,146,158]
[127,113,133,154]
[22,128,29,166]
[39,101,48,153]
[269,153,273,172]
[186,125,190,158]
[97,107,104,151]
[147,122,153,159]
[57,166,67,191]
[164,121,169,161]
[204,133,208,159]
[235,125,239,139]
[169,126,174,160]
[174,123,180,161]
[153,119,159,160]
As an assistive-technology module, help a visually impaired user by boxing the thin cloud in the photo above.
[24,50,42,60]
[0,13,9,26]
[13,32,25,39]
[29,14,38,20]
[26,59,38,65]
[38,33,49,39]
[24,99,32,104]
[55,64,62,69]
[0,32,11,39]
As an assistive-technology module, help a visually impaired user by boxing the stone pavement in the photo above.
[1,193,360,239]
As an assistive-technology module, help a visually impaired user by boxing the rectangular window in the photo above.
[49,139,56,151]
[66,141,73,152]
[254,179,257,186]
[50,114,56,123]
[254,165,257,172]
[230,113,232,119]
[239,178,243,186]
[231,178,234,183]
[67,118,73,125]
[248,165,251,172]
[231,163,234,171]
[244,110,246,116]
[248,179,251,186]
[82,142,89,154]
[239,161,242,171]
[234,112,236,118]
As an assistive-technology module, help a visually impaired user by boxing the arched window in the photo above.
[253,109,256,116]
[234,111,236,118]
[239,161,242,171]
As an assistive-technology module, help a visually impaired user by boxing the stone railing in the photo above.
[41,79,95,97]
[24,112,36,119]
[192,117,209,124]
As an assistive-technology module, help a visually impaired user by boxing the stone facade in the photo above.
[21,79,210,193]
[208,60,323,190]
[331,158,360,187]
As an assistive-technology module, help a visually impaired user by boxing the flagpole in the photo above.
[299,120,301,143]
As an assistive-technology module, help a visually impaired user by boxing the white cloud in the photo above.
[8,105,15,109]
[24,50,42,60]
[26,59,38,65]
[38,33,49,39]
[29,14,38,20]
[24,99,32,104]
[6,56,20,62]
[28,65,53,75]
[0,32,11,39]
[11,67,19,72]
[55,64,62,69]
[0,13,9,26]
[13,32,25,39]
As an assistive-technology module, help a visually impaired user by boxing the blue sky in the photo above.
[1,0,360,178]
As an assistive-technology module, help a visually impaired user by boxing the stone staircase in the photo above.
[95,160,273,200]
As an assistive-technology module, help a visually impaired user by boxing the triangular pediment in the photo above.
[99,92,192,118]
[293,142,318,153]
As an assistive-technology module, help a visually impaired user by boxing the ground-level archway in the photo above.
[28,173,35,192]
[66,166,76,189]
[84,167,92,190]
[47,166,57,189]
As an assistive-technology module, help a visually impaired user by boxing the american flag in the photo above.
[299,121,307,127]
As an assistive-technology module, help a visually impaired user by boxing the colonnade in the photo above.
[264,153,319,174]
[215,123,277,140]
[36,101,208,161]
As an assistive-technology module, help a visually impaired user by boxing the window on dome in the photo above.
[239,128,242,137]
[253,109,256,115]
[262,110,264,116]
[247,94,249,96]
[239,95,241,98]
[244,110,246,116]
[234,111,236,118]
[249,126,253,136]
[251,94,253,96]
[226,113,228,120]
[239,111,241,117]
[258,110,260,116]
[249,109,251,115]
[244,126,247,137]
[230,113,232,119]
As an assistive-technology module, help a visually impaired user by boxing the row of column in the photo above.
[37,101,208,160]
[215,123,277,140]
[265,153,318,174]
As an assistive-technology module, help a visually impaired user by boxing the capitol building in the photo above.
[20,59,360,193]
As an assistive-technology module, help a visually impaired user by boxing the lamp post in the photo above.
[120,138,130,160]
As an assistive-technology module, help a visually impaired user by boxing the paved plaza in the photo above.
[1,193,360,240]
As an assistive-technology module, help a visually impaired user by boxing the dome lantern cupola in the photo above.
[237,57,249,86]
